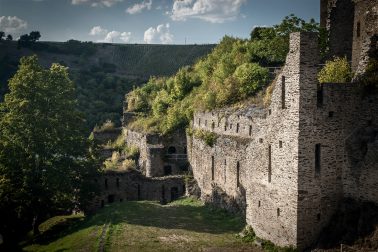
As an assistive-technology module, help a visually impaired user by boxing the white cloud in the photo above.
[170,0,246,23]
[120,32,132,42]
[91,28,132,43]
[144,23,173,44]
[89,26,108,36]
[126,0,152,14]
[0,16,27,35]
[72,0,123,7]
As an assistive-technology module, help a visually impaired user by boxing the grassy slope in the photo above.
[23,198,262,252]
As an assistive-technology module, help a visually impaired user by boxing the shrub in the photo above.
[121,159,137,171]
[94,120,116,132]
[318,57,352,83]
[193,129,218,147]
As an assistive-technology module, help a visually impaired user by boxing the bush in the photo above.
[121,159,137,171]
[193,129,218,147]
[318,57,352,83]
[94,120,115,132]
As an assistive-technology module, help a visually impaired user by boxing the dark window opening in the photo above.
[236,161,240,188]
[217,120,220,127]
[164,165,172,176]
[277,208,280,217]
[167,146,176,154]
[249,125,252,136]
[268,145,272,183]
[269,109,272,115]
[258,201,261,207]
[108,194,115,203]
[224,159,227,166]
[211,122,215,129]
[211,156,215,181]
[357,21,361,38]
[236,123,239,133]
[317,86,324,108]
[198,118,201,126]
[230,124,232,129]
[171,187,179,201]
[116,178,120,189]
[224,124,227,131]
[137,184,141,200]
[328,111,334,118]
[317,213,321,221]
[315,144,321,175]
[259,138,263,143]
[282,76,286,109]
[105,178,108,189]
[161,185,166,202]
[279,141,283,148]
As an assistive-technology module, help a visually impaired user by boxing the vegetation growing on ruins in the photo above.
[318,57,353,83]
[126,15,322,135]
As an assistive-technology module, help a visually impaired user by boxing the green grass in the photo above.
[22,197,263,252]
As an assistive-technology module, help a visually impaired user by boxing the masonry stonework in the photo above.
[188,31,378,249]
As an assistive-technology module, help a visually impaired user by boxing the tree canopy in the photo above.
[0,55,99,246]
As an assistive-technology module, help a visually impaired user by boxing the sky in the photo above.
[0,0,320,45]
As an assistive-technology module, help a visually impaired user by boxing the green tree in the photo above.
[0,31,4,40]
[6,34,12,41]
[0,56,99,244]
[29,31,41,42]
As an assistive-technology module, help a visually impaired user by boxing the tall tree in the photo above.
[0,31,4,40]
[0,55,99,245]
[6,34,12,41]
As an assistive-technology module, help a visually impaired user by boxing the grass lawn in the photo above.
[22,197,263,252]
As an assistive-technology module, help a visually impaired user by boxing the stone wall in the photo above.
[124,129,188,177]
[352,0,378,73]
[188,31,378,250]
[88,170,186,212]
[321,0,355,60]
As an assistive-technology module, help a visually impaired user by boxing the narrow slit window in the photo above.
[258,201,261,207]
[211,122,215,130]
[236,123,239,133]
[236,161,240,188]
[279,141,283,148]
[268,145,272,183]
[224,123,227,131]
[211,156,215,181]
[198,118,201,126]
[249,125,252,136]
[282,76,286,109]
[357,21,361,38]
[315,144,321,175]
[277,208,280,217]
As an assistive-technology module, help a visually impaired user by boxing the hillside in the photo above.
[0,41,215,129]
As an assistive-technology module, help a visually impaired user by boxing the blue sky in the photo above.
[0,0,320,44]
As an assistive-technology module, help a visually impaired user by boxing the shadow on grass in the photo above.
[22,198,245,248]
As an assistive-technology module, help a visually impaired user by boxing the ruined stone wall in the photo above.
[124,129,188,177]
[88,170,185,212]
[188,31,378,250]
[352,0,378,73]
[322,0,355,60]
